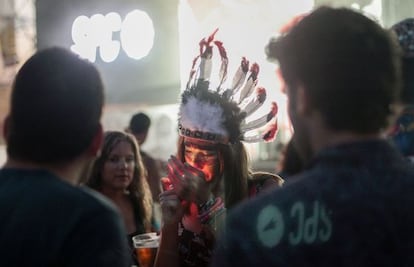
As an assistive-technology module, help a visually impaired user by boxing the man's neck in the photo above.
[311,126,384,154]
[3,158,83,185]
[307,112,384,155]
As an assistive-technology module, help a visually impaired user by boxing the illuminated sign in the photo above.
[36,0,180,104]
[71,9,154,63]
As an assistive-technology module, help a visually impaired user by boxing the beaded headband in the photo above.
[178,29,278,144]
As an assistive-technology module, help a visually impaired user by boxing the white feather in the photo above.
[199,57,212,80]
[179,96,228,137]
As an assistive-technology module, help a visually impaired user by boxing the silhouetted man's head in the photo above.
[128,112,151,145]
[5,47,104,164]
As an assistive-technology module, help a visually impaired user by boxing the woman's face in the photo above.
[101,140,135,191]
[183,138,220,182]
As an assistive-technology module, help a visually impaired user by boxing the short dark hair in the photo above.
[129,112,151,134]
[266,6,402,133]
[6,47,104,163]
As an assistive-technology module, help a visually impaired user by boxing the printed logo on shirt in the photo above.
[257,205,285,247]
[256,200,332,248]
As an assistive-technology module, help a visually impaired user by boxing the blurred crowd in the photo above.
[1,5,414,267]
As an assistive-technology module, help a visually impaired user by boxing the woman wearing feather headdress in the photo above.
[154,30,283,267]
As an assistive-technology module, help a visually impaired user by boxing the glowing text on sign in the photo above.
[71,10,154,63]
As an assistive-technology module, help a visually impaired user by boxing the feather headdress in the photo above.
[178,29,278,144]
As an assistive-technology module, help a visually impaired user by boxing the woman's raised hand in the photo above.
[158,177,185,225]
[167,155,211,205]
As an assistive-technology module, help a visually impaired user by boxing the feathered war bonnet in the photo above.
[178,29,279,145]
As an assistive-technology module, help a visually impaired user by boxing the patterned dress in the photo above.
[177,172,283,267]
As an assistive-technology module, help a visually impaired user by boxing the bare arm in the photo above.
[154,179,184,267]
[154,221,180,267]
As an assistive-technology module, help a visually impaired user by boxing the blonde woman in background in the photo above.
[86,131,153,266]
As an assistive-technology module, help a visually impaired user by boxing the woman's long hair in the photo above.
[86,131,153,231]
[176,136,250,209]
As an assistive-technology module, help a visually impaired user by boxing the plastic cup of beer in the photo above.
[132,232,159,267]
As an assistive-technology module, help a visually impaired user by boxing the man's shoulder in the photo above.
[0,168,129,267]
[222,183,297,259]
[227,175,318,240]
[77,186,120,215]
[222,176,332,265]
[53,184,122,222]
[140,150,157,162]
[229,180,296,229]
[0,168,120,217]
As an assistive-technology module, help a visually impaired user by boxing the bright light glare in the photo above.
[105,12,122,27]
[351,3,360,9]
[100,13,122,62]
[177,0,314,157]
[362,0,382,23]
[121,9,155,60]
[71,15,96,62]
[71,10,154,62]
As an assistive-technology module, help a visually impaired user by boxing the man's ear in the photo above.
[88,124,103,157]
[296,84,311,116]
